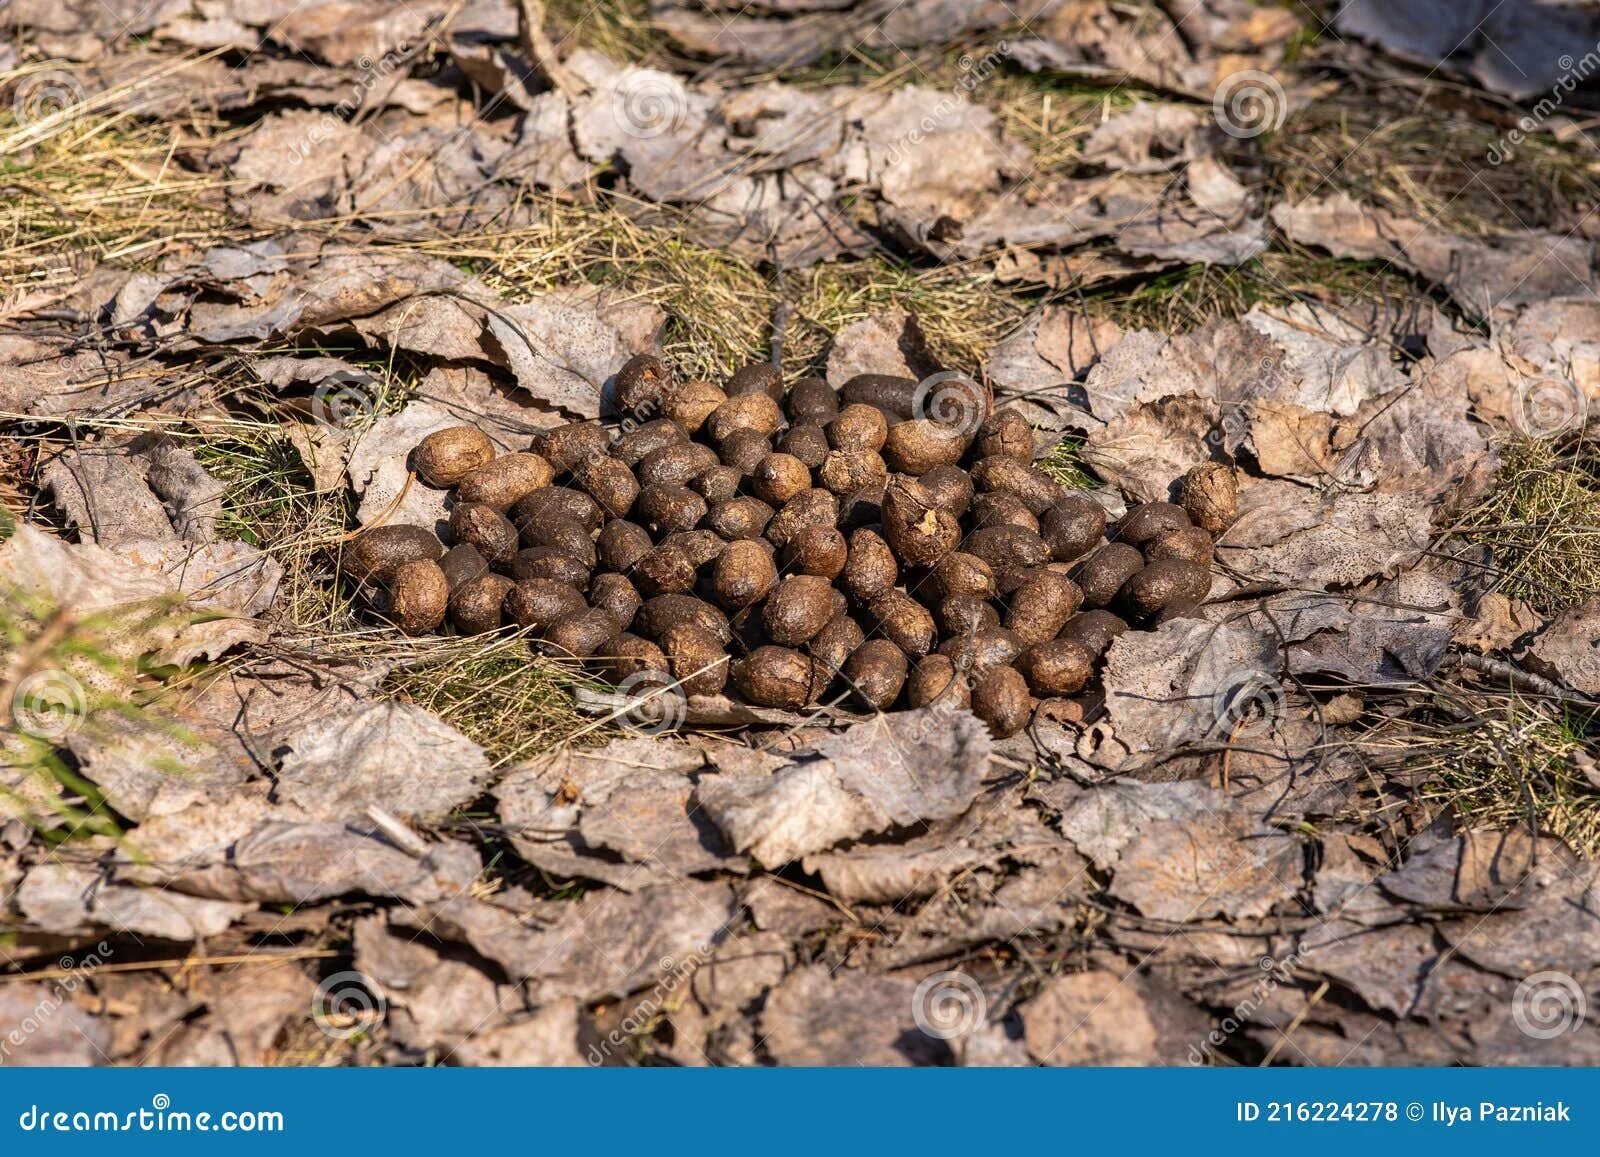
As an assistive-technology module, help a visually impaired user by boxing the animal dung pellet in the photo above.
[387,559,449,635]
[1181,461,1239,535]
[346,524,444,582]
[414,425,496,487]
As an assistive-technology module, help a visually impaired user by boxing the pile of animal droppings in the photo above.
[342,354,1238,738]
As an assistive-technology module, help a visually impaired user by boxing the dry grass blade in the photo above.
[1388,688,1600,857]
[0,73,235,289]
[369,630,602,765]
[0,583,200,841]
[1453,436,1600,615]
[1266,83,1600,237]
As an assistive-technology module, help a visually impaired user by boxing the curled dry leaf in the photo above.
[494,736,739,887]
[1056,779,1302,921]
[0,986,114,1065]
[274,701,494,824]
[144,964,316,1067]
[484,290,666,419]
[1273,193,1600,313]
[696,707,992,869]
[16,862,252,941]
[1081,394,1214,504]
[1217,479,1433,589]
[398,881,737,1002]
[41,444,184,547]
[823,309,938,387]
[0,525,273,673]
[1086,619,1275,767]
[1525,598,1600,697]
[346,401,469,533]
[354,917,585,1064]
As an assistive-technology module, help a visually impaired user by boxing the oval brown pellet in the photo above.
[414,426,495,487]
[1075,543,1144,608]
[971,665,1031,738]
[345,525,444,583]
[843,639,909,711]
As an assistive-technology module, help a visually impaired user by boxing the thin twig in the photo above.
[1449,652,1596,707]
[1260,980,1329,1067]
[1,950,338,984]
[516,0,585,97]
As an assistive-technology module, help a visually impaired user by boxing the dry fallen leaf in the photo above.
[1273,193,1599,313]
[1525,598,1600,697]
[824,309,938,387]
[1057,779,1302,921]
[400,881,737,1003]
[0,985,115,1065]
[41,443,181,546]
[1218,479,1433,589]
[484,290,666,419]
[1086,619,1277,767]
[495,736,737,888]
[697,707,992,869]
[0,525,274,673]
[145,962,314,1066]
[354,916,533,1059]
[759,965,943,1066]
[274,701,494,824]
[16,862,252,941]
[1021,970,1159,1065]
[344,401,463,533]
